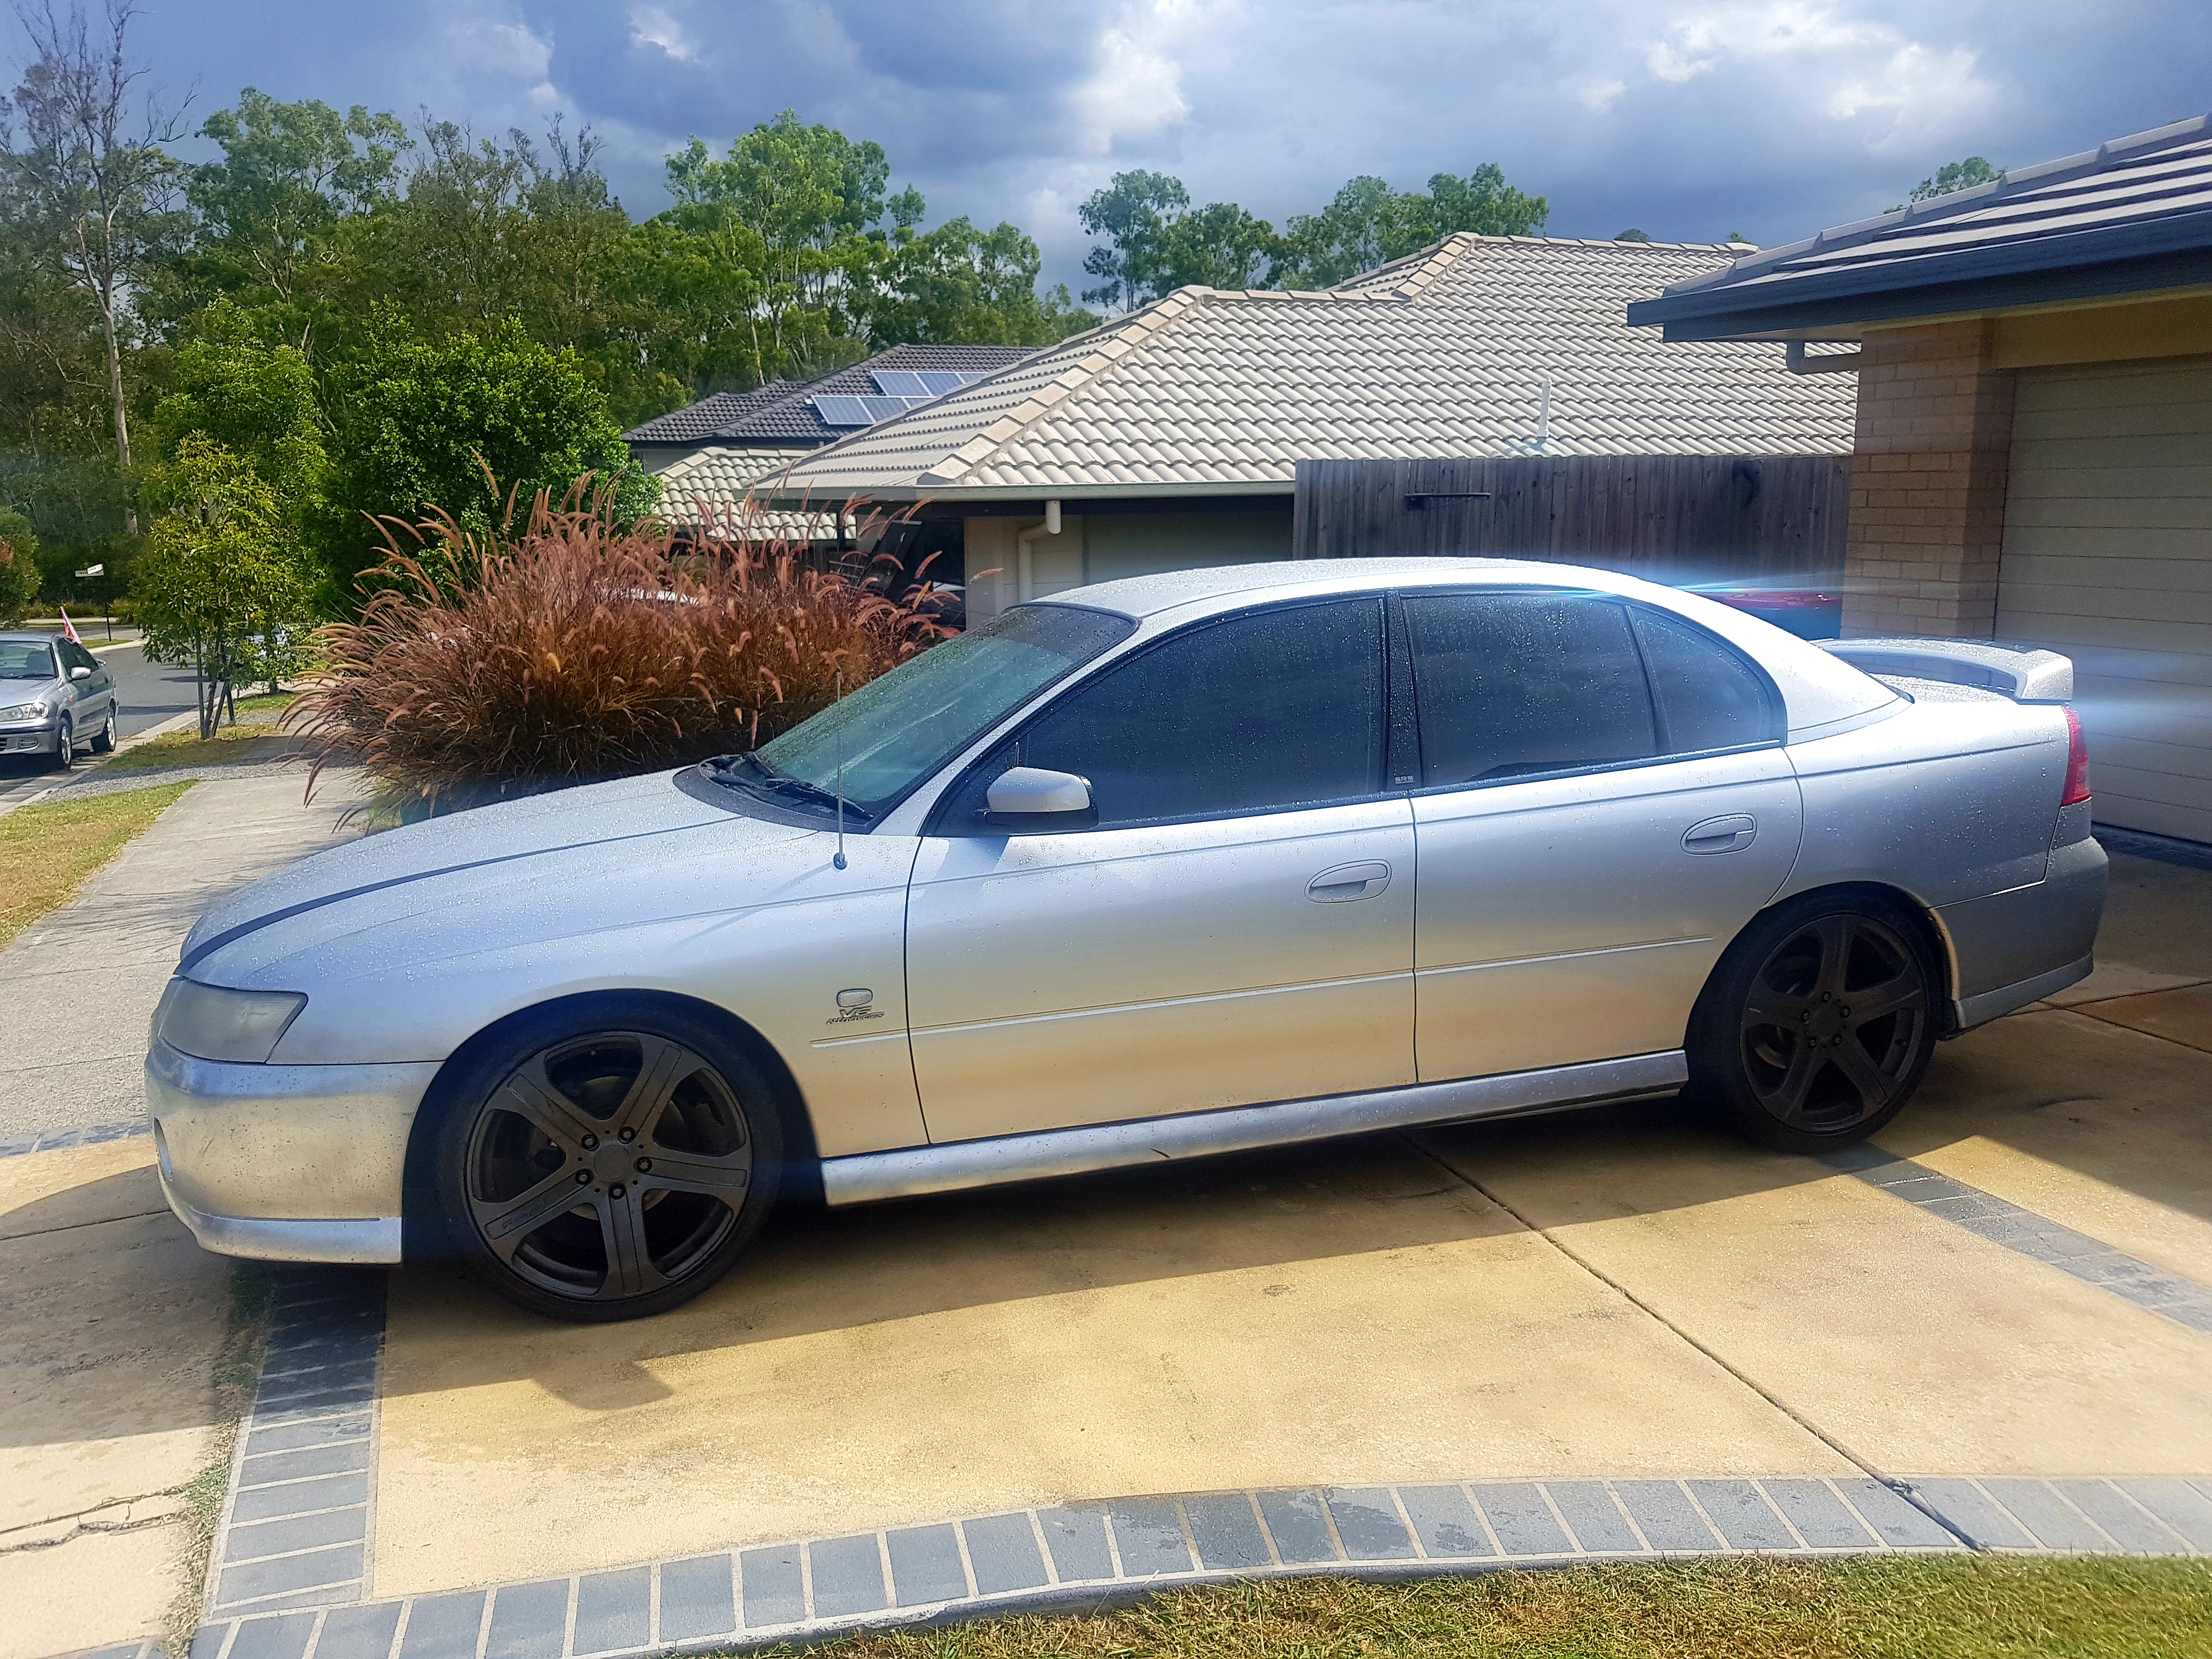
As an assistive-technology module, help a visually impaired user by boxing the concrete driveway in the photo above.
[7,815,2212,1659]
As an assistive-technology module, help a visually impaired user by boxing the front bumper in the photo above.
[0,722,59,755]
[145,1037,438,1265]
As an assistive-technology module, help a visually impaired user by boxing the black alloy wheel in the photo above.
[432,1005,783,1321]
[1691,898,1940,1152]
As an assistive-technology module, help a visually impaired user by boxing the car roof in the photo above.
[0,631,62,641]
[1030,556,1896,740]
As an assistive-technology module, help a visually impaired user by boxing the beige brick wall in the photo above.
[1841,319,2016,639]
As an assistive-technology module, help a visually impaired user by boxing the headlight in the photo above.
[0,701,44,721]
[153,979,308,1063]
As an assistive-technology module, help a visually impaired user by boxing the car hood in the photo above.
[180,768,818,983]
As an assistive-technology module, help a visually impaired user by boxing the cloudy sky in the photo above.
[40,0,2212,291]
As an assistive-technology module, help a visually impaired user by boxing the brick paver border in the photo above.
[179,1471,2212,1659]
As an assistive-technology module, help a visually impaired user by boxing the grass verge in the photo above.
[107,693,299,773]
[0,780,194,947]
[744,1558,2212,1659]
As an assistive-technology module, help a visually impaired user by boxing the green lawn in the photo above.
[0,781,194,946]
[742,1559,2212,1659]
[106,692,299,772]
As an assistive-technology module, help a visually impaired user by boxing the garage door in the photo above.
[1997,356,2212,844]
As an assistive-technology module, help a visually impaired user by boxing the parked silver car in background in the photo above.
[0,631,119,766]
[145,559,2107,1320]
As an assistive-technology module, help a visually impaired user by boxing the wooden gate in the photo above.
[1291,454,1850,585]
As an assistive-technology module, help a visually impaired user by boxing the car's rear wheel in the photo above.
[1689,895,1941,1152]
[92,707,115,753]
[431,1002,783,1322]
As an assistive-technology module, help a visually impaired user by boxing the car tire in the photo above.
[1687,893,1942,1153]
[429,998,785,1323]
[54,714,74,771]
[92,707,115,753]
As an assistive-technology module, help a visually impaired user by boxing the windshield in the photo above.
[0,641,56,680]
[715,605,1134,821]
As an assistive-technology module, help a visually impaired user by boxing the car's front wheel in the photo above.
[1689,895,1941,1153]
[430,1001,784,1322]
[54,714,74,770]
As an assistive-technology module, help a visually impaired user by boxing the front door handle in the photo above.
[1308,860,1392,902]
[1683,814,1758,854]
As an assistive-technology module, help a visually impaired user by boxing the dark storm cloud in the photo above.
[53,0,2212,287]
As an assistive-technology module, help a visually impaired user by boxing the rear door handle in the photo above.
[1682,814,1757,854]
[1307,860,1392,902]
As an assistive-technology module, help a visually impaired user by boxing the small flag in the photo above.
[59,606,82,644]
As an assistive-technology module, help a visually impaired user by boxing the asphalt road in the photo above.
[0,641,201,806]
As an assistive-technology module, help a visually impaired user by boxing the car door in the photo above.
[1405,590,1803,1083]
[904,596,1415,1143]
[69,641,113,727]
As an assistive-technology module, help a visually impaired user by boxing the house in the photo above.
[622,343,1041,522]
[1629,113,2212,844]
[760,233,1858,624]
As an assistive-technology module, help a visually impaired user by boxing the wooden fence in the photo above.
[1291,454,1851,585]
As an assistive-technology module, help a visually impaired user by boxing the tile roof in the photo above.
[1629,113,2212,340]
[622,383,802,444]
[623,345,1039,447]
[768,235,1855,501]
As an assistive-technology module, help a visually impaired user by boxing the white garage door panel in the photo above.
[2001,580,2212,626]
[1997,356,2212,843]
[2000,554,2212,594]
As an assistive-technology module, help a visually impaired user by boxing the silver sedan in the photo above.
[0,631,119,765]
[145,560,2107,1321]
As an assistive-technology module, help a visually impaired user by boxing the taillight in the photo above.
[2062,707,2091,806]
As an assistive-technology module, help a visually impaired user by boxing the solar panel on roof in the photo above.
[870,370,932,397]
[812,396,875,426]
[917,370,975,395]
[860,394,913,420]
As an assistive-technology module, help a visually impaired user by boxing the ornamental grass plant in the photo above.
[286,484,950,814]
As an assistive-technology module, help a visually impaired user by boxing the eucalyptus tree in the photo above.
[0,0,184,469]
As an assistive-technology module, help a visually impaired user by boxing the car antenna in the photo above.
[832,665,848,871]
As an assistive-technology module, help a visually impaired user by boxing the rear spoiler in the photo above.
[1818,637,2073,703]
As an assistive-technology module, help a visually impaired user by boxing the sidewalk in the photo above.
[1,770,369,1142]
[0,767,370,1658]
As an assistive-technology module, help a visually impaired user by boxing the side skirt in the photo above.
[820,1051,1688,1206]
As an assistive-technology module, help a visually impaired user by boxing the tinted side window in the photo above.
[1405,594,1656,786]
[1630,609,1780,754]
[946,599,1385,830]
[61,641,98,673]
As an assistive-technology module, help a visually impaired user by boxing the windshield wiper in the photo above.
[704,753,874,823]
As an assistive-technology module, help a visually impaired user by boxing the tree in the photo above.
[1910,156,2002,202]
[1615,228,1652,242]
[136,436,318,734]
[153,304,326,511]
[1274,165,1548,286]
[866,216,1094,347]
[1077,171,1283,308]
[163,88,407,351]
[0,506,40,623]
[665,110,889,313]
[322,314,656,592]
[0,0,184,469]
[1077,170,1187,308]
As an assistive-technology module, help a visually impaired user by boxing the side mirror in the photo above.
[69,665,91,681]
[984,766,1096,830]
